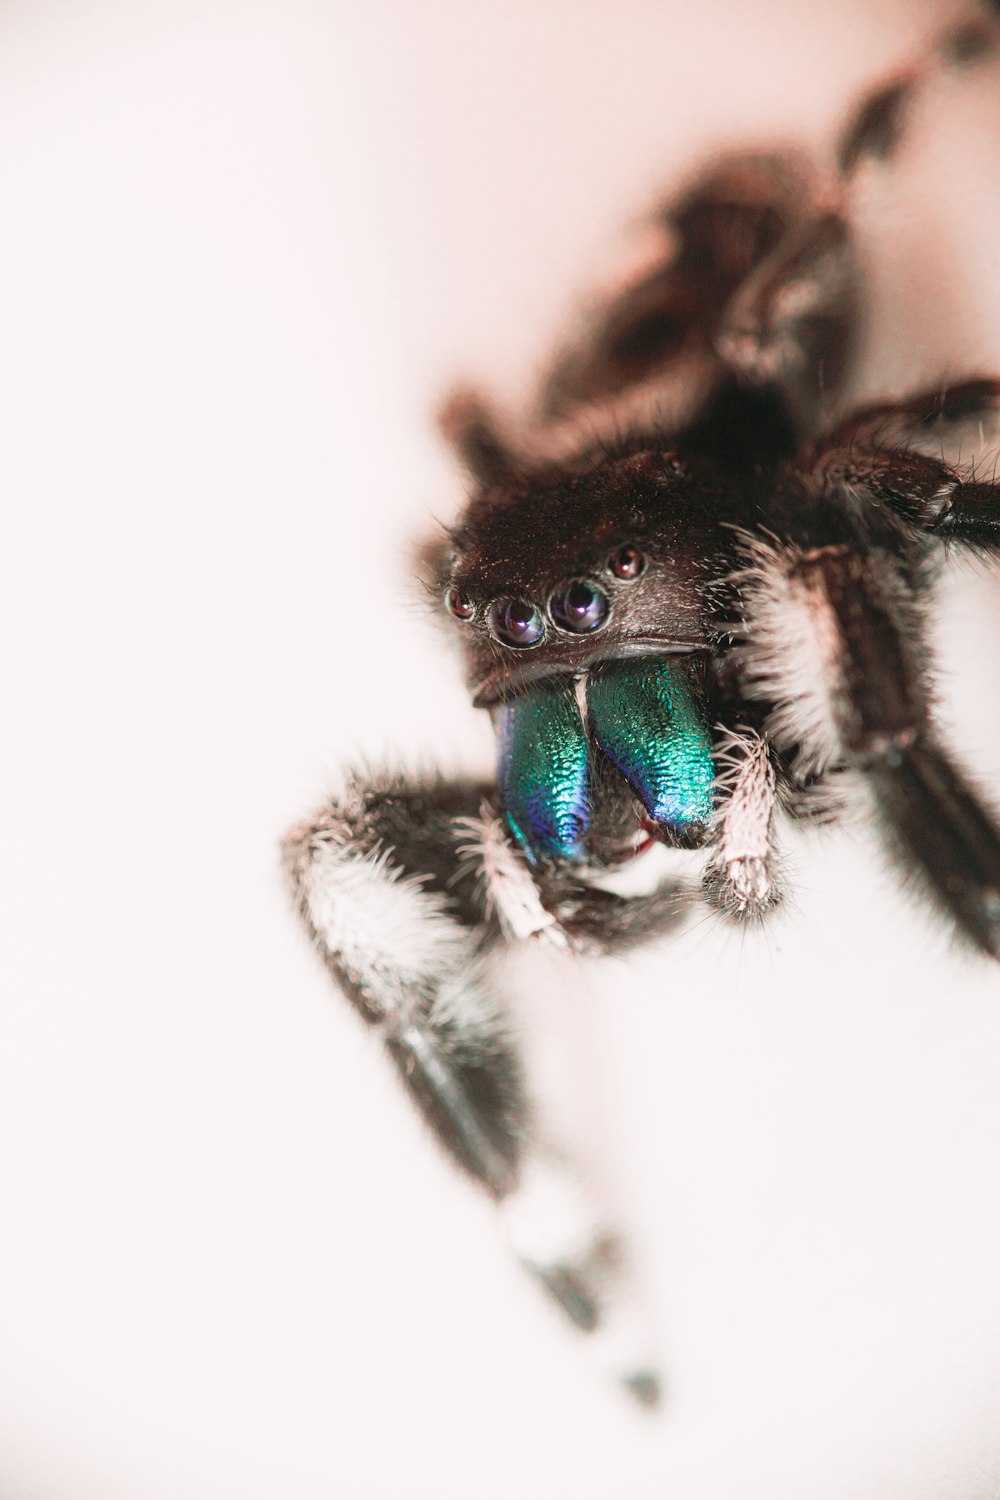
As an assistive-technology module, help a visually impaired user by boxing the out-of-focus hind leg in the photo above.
[816,377,1000,458]
[709,3,1000,433]
[836,6,999,176]
[713,209,859,429]
[537,151,821,424]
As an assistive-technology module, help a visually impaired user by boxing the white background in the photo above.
[2,1,1000,1496]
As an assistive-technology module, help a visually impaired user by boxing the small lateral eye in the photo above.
[550,579,610,634]
[488,598,545,649]
[445,586,474,620]
[609,544,646,580]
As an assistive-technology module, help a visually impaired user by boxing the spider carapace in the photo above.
[285,5,1000,1405]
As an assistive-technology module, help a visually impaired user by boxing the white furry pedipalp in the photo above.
[453,807,570,949]
[713,727,777,909]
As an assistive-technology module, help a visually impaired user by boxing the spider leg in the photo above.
[524,3,998,452]
[738,537,1000,958]
[284,772,523,1195]
[717,5,1000,434]
[284,771,693,1402]
[436,386,524,489]
[809,382,1000,550]
[535,151,817,425]
[835,6,999,177]
[712,209,859,430]
[817,377,1000,457]
[675,25,1000,438]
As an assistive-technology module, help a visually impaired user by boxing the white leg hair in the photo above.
[732,533,849,776]
[285,801,522,1193]
[709,726,780,913]
[294,825,476,1022]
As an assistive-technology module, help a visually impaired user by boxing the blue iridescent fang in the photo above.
[587,656,714,830]
[496,680,591,862]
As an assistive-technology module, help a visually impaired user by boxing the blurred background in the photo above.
[2,1,1000,1495]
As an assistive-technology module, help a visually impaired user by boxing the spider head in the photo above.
[430,447,733,865]
[436,447,725,708]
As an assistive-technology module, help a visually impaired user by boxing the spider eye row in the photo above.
[445,545,646,648]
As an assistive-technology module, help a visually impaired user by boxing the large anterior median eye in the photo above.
[549,579,610,634]
[489,598,545,649]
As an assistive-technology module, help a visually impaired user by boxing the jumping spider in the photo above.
[285,6,1000,1405]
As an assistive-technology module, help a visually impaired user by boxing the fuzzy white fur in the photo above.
[301,837,472,1021]
[714,727,777,907]
[735,533,850,775]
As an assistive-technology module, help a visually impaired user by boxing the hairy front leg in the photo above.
[284,771,522,1194]
[284,769,694,1402]
[737,535,1000,957]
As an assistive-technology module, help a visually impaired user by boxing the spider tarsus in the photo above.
[837,77,915,176]
[621,1370,664,1410]
[701,856,782,922]
[940,17,998,66]
[530,1261,601,1333]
